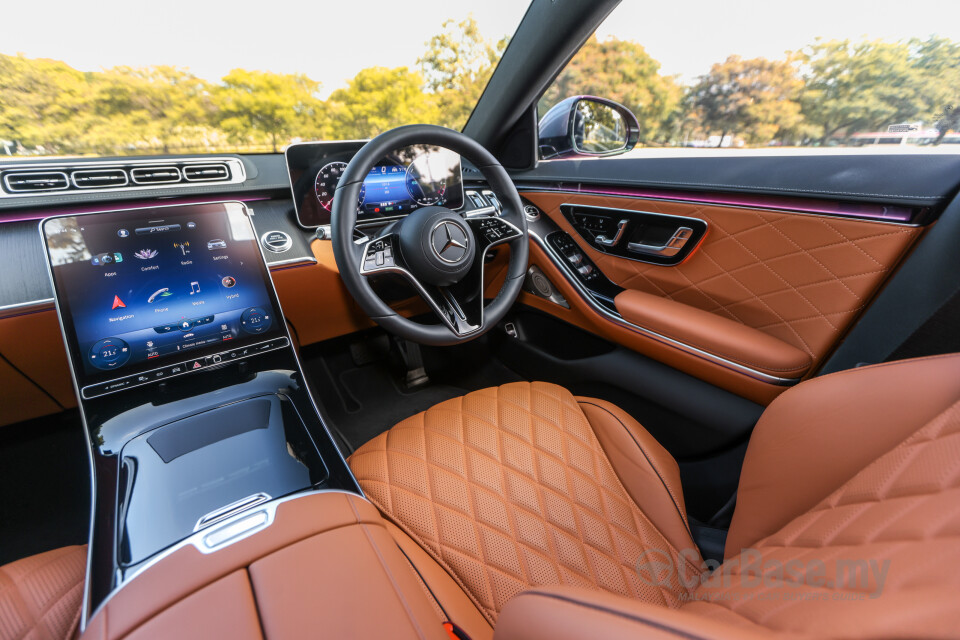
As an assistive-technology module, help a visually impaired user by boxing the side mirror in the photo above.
[538,96,640,160]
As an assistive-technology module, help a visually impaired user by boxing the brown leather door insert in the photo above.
[521,191,921,394]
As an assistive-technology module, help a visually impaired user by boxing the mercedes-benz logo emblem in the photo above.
[430,220,470,263]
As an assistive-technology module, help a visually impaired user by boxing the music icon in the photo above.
[189,281,201,295]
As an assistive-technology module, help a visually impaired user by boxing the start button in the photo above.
[260,230,292,253]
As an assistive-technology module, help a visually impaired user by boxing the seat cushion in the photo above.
[347,381,701,625]
[0,545,86,640]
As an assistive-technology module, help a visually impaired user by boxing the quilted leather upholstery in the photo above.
[0,545,86,640]
[348,382,700,624]
[522,192,920,368]
[685,397,960,637]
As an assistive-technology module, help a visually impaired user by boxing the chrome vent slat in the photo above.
[3,171,70,192]
[0,158,243,197]
[72,168,129,189]
[130,166,181,184]
[183,164,229,181]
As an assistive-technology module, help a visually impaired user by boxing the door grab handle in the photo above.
[595,219,629,247]
[628,226,694,258]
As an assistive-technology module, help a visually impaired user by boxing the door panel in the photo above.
[519,239,788,405]
[521,191,922,398]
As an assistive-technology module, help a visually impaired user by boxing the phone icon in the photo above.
[148,288,172,304]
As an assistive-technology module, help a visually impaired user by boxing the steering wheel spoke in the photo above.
[463,215,523,247]
[358,232,401,276]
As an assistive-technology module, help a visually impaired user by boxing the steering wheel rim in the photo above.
[330,124,529,346]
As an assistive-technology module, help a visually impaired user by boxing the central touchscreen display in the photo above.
[42,202,285,391]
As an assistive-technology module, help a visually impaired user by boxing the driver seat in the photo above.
[347,354,960,639]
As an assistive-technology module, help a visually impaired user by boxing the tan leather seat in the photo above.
[0,545,86,640]
[348,354,960,639]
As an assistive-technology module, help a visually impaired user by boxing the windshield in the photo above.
[0,1,527,158]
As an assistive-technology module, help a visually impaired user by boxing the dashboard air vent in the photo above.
[130,166,181,184]
[0,158,245,198]
[2,171,70,193]
[72,168,128,189]
[183,163,230,182]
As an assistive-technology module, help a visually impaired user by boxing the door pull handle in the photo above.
[595,219,629,247]
[627,226,693,258]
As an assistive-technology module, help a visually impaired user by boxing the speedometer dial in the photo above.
[405,153,449,206]
[314,161,365,211]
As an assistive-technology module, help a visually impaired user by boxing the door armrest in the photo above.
[614,290,811,379]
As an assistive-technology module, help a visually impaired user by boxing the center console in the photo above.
[41,201,360,625]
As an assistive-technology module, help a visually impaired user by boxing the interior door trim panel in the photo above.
[520,190,923,402]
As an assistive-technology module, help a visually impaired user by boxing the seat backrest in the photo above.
[726,353,960,557]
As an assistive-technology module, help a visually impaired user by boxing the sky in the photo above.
[3,0,959,94]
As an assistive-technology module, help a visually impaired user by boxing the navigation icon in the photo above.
[111,295,126,310]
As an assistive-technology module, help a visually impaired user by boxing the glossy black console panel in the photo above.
[117,392,328,566]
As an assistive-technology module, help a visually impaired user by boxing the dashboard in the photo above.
[286,141,464,228]
[41,202,288,398]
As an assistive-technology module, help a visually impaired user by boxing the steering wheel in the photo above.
[331,125,529,346]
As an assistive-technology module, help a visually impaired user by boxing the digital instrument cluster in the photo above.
[286,142,464,227]
[41,202,288,397]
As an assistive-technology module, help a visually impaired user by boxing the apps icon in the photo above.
[111,295,126,310]
[134,248,158,260]
[221,276,236,288]
[207,239,227,250]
